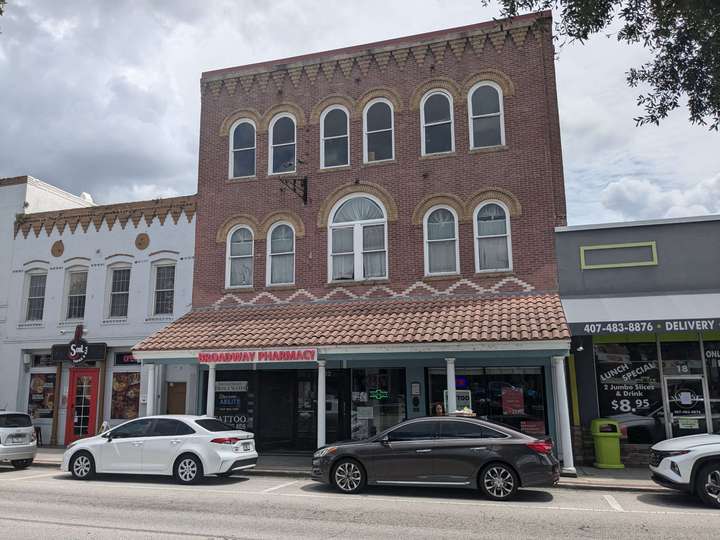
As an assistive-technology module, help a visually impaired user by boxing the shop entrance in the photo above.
[664,376,709,438]
[64,368,100,444]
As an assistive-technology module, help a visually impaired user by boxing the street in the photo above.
[0,466,718,539]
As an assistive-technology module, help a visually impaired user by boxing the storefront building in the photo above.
[1,191,196,445]
[134,12,577,471]
[556,215,720,465]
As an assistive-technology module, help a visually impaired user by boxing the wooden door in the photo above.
[166,382,187,415]
[65,368,100,444]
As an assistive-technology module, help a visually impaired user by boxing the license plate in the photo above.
[7,433,26,444]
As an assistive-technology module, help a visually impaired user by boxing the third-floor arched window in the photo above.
[421,91,454,155]
[321,106,349,168]
[269,113,296,174]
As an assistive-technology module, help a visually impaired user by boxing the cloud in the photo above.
[601,174,720,220]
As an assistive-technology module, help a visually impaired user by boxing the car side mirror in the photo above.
[102,432,113,441]
[380,435,390,446]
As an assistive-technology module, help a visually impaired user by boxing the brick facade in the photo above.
[192,11,566,309]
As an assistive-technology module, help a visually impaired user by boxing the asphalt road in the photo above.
[1,465,719,539]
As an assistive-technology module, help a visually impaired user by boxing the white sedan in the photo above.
[61,415,257,484]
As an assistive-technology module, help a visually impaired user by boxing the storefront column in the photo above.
[317,360,326,448]
[445,358,457,414]
[206,364,216,417]
[145,363,155,416]
[551,356,576,476]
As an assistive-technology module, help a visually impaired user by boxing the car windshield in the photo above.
[195,418,237,432]
[0,414,32,428]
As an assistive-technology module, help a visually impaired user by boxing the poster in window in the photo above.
[215,380,254,431]
[501,386,525,415]
[111,372,141,420]
[28,373,56,419]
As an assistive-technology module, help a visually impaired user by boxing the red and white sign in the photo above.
[198,348,318,364]
[501,386,525,415]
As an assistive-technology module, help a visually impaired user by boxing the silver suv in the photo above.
[0,412,37,469]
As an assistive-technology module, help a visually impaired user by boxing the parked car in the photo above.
[0,411,37,469]
[61,415,257,484]
[312,416,559,500]
[650,433,720,508]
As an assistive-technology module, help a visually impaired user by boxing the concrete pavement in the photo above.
[1,463,718,539]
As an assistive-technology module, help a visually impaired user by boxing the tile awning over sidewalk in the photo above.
[134,293,569,353]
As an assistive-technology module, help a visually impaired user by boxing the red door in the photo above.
[65,368,100,445]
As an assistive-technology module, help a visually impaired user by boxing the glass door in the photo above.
[64,368,100,444]
[664,376,708,438]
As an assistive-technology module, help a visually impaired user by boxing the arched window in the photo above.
[421,91,454,155]
[229,120,256,178]
[269,113,296,174]
[321,106,349,168]
[267,223,295,286]
[474,202,512,272]
[329,195,387,281]
[226,226,254,288]
[468,82,504,148]
[424,206,459,275]
[363,99,394,163]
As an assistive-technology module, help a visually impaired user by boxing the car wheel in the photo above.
[11,459,33,469]
[332,459,366,494]
[174,454,203,485]
[696,462,720,508]
[480,463,519,501]
[70,451,95,480]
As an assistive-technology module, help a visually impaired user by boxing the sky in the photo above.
[0,0,718,225]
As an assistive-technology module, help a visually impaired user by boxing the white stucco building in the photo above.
[0,176,196,445]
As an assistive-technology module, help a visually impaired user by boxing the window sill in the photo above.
[419,152,456,161]
[362,159,396,168]
[58,319,83,327]
[317,165,351,173]
[326,279,390,288]
[226,176,258,184]
[268,170,298,177]
[469,145,508,155]
[265,284,296,291]
[223,287,255,293]
[474,270,514,278]
[17,321,44,329]
[101,318,129,326]
[145,315,174,323]
[422,273,461,282]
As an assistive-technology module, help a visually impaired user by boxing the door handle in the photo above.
[132,441,144,447]
[170,440,182,445]
[415,448,432,453]
[471,447,487,451]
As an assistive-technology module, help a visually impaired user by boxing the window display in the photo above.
[28,373,56,419]
[704,341,720,433]
[351,368,406,439]
[110,372,140,420]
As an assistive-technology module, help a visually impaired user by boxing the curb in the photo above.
[556,481,666,493]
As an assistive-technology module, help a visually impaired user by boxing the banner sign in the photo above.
[571,318,720,336]
[198,348,317,364]
[501,387,525,415]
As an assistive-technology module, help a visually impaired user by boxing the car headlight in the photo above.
[664,450,690,458]
[313,446,337,458]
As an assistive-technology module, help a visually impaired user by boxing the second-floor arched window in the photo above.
[269,113,296,174]
[424,206,459,275]
[226,226,254,288]
[474,201,512,272]
[363,99,394,163]
[468,82,505,148]
[421,91,454,155]
[230,119,256,178]
[267,222,295,286]
[321,106,349,168]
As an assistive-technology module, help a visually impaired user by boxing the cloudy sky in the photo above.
[1,0,718,225]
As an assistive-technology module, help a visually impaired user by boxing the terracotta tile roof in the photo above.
[134,293,569,352]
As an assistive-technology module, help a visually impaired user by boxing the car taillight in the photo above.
[526,440,553,454]
[211,437,242,445]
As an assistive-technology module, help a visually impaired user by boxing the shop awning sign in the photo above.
[570,318,720,336]
[198,348,318,364]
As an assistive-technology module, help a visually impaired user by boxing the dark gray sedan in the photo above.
[312,416,559,500]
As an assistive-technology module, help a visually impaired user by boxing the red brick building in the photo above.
[135,10,574,471]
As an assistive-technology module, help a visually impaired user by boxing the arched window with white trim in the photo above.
[423,206,459,275]
[421,91,454,155]
[229,119,256,178]
[474,201,512,272]
[468,82,505,148]
[267,222,295,286]
[320,106,349,168]
[269,113,296,174]
[329,195,387,281]
[363,99,394,163]
[226,226,254,288]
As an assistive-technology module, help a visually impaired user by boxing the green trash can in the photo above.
[590,418,625,469]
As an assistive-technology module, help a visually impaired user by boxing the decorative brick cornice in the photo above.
[14,196,196,239]
[316,182,399,228]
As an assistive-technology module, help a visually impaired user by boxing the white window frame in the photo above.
[62,266,89,321]
[320,105,350,169]
[420,90,455,156]
[362,98,395,163]
[467,81,506,149]
[105,264,132,319]
[423,205,460,276]
[473,200,513,273]
[151,262,176,316]
[327,193,388,283]
[23,269,48,322]
[225,225,254,289]
[228,118,257,179]
[268,112,297,175]
[266,221,296,286]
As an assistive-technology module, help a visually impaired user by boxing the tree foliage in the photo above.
[491,1,720,130]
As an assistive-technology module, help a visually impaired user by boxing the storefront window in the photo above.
[428,367,547,436]
[351,368,406,439]
[28,373,56,419]
[661,341,703,376]
[595,342,664,444]
[110,372,141,420]
[32,354,60,368]
[214,373,256,432]
[704,341,720,433]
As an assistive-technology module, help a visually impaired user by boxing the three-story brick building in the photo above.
[134,11,575,471]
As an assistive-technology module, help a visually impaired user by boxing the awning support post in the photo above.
[145,363,155,416]
[206,364,216,417]
[317,360,326,448]
[445,357,457,414]
[552,355,576,476]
